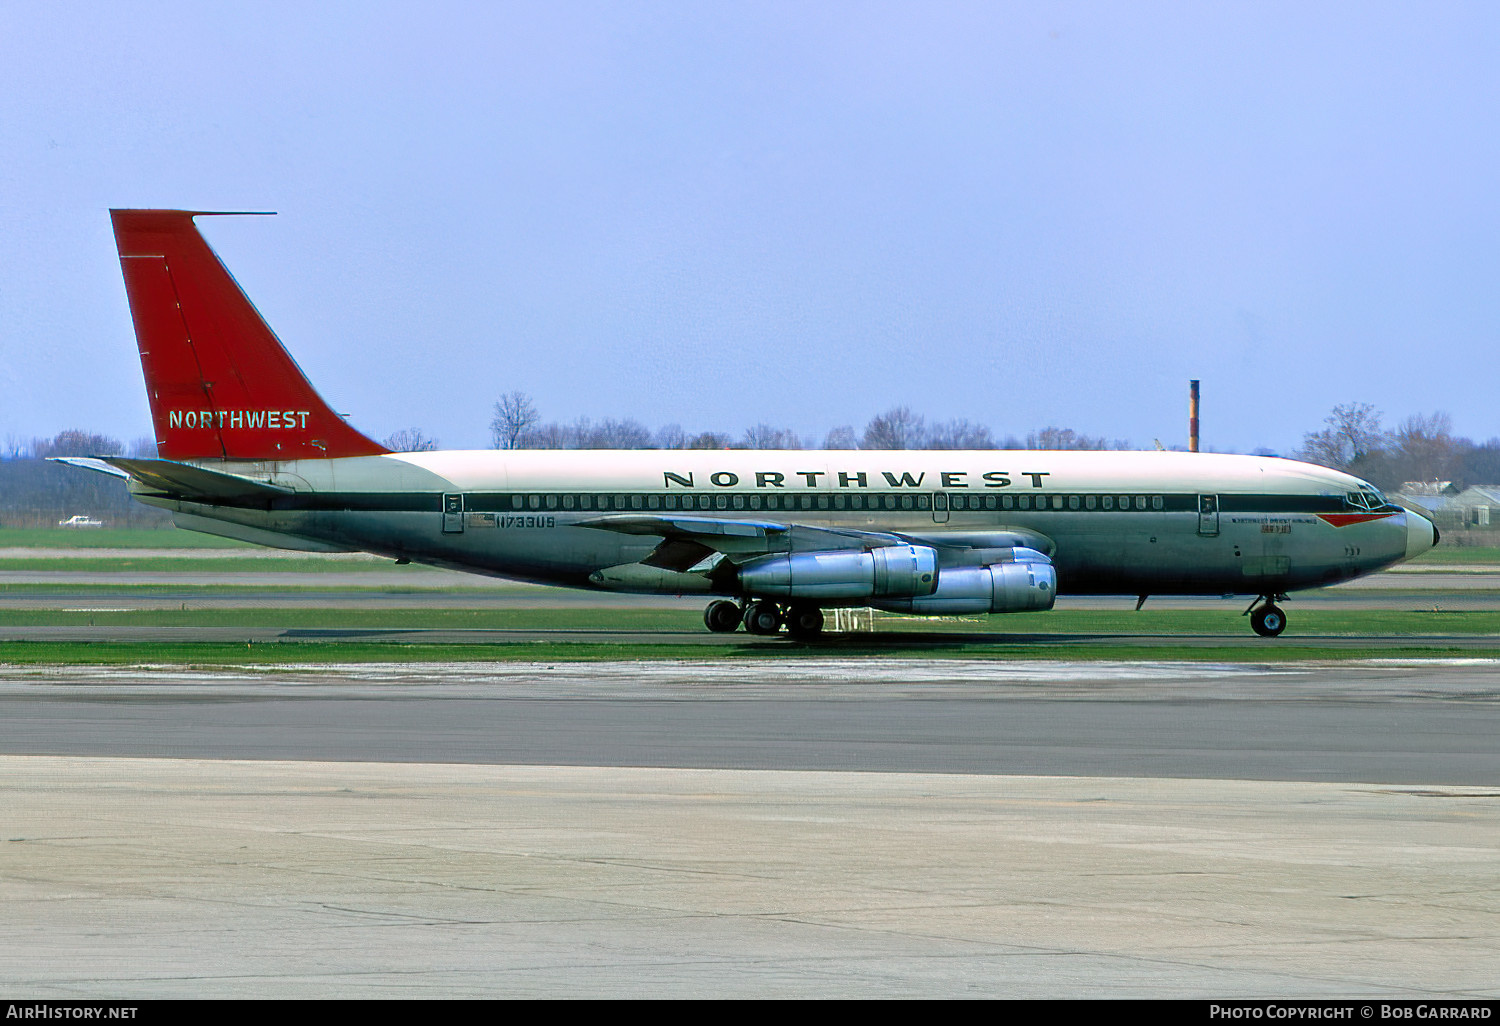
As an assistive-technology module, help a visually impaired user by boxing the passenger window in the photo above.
[613,495,626,510]
[1119,495,1130,509]
[1085,495,1096,510]
[715,495,728,510]
[833,495,846,509]
[1102,495,1113,510]
[750,495,762,510]
[952,495,967,510]
[512,495,525,510]
[1152,496,1164,510]
[631,495,644,509]
[529,495,541,510]
[985,496,997,510]
[901,495,914,510]
[580,495,593,510]
[1068,495,1080,510]
[733,495,745,510]
[647,495,660,509]
[563,495,575,510]
[1002,495,1013,509]
[884,495,897,510]
[1019,495,1031,510]
[1135,496,1146,510]
[816,495,829,510]
[545,494,558,509]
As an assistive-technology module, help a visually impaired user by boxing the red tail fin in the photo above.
[110,209,389,461]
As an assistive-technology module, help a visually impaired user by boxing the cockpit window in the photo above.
[1346,492,1370,510]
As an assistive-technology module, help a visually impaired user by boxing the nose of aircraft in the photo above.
[1405,508,1439,559]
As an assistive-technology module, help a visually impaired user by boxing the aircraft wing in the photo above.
[577,513,1052,574]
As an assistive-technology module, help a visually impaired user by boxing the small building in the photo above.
[1452,486,1500,528]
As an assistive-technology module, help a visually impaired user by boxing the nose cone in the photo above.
[1404,509,1439,560]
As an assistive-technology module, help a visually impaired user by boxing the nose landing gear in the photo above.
[1244,594,1288,637]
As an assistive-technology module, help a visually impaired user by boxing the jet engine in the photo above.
[872,548,1056,614]
[737,544,939,600]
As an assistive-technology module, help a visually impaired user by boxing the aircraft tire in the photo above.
[743,600,783,636]
[1251,604,1286,637]
[785,604,825,639]
[704,600,743,633]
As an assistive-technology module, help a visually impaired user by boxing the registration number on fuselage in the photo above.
[468,514,557,529]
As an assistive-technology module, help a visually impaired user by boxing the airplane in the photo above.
[59,209,1440,639]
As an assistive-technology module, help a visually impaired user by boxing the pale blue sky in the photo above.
[2,1,1497,453]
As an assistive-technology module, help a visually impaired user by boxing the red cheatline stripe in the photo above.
[1316,512,1399,528]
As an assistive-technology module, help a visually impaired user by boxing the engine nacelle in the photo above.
[738,544,940,600]
[873,552,1056,615]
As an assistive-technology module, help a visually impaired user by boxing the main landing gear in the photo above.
[702,600,826,638]
[1244,594,1289,637]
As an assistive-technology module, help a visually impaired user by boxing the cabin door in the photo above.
[1197,494,1220,537]
[932,492,949,523]
[442,492,465,534]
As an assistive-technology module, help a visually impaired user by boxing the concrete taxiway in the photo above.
[2,757,1497,999]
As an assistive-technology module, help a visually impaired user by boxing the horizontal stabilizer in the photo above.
[77,456,293,501]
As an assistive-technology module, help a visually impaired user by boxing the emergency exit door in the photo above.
[442,493,465,534]
[1197,494,1219,537]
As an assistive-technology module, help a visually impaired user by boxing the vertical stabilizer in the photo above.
[110,209,389,461]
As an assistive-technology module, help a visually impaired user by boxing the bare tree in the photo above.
[1025,427,1123,450]
[490,391,540,450]
[31,431,125,458]
[654,424,688,450]
[573,417,653,449]
[1298,402,1384,470]
[1388,411,1458,484]
[382,428,439,452]
[742,424,803,449]
[822,425,858,450]
[862,406,927,449]
[687,431,733,449]
[925,419,996,450]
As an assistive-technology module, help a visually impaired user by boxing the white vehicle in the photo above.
[57,515,103,528]
[61,210,1438,638]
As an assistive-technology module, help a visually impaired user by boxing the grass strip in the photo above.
[0,557,405,573]
[0,528,253,549]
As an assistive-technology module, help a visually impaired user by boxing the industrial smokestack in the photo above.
[1189,380,1200,453]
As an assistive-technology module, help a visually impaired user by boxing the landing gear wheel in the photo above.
[1251,604,1286,637]
[743,600,783,636]
[785,604,825,639]
[704,600,742,633]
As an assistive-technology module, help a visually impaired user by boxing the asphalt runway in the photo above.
[3,659,1499,783]
[6,624,1500,655]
